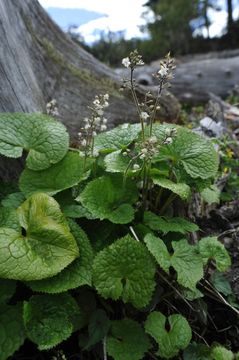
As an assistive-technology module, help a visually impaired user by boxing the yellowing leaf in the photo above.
[0,193,79,281]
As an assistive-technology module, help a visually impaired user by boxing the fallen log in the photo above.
[116,50,239,103]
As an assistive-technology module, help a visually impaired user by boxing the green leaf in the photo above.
[183,343,211,360]
[0,279,16,304]
[210,271,232,296]
[144,211,199,234]
[0,113,69,170]
[0,304,25,360]
[104,150,131,173]
[107,319,150,360]
[198,237,231,272]
[62,204,97,219]
[201,185,220,205]
[144,234,171,273]
[85,309,111,349]
[93,235,156,308]
[1,192,25,208]
[183,288,204,301]
[152,176,190,200]
[145,311,192,359]
[211,345,234,360]
[79,175,138,224]
[144,234,203,291]
[94,123,141,153]
[0,193,79,281]
[171,239,204,290]
[27,220,93,292]
[156,126,219,179]
[23,294,80,350]
[0,207,21,231]
[19,152,90,197]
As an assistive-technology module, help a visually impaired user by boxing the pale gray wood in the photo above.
[116,50,239,103]
[0,0,179,142]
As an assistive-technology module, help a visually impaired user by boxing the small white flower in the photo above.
[165,128,172,136]
[92,131,97,137]
[103,101,109,108]
[81,139,87,147]
[140,112,149,121]
[137,59,144,66]
[78,132,82,137]
[122,57,131,68]
[93,99,100,106]
[158,65,168,77]
[100,124,107,131]
[140,154,146,160]
[84,117,89,123]
[141,148,148,154]
[96,109,104,116]
[94,117,101,125]
[164,137,173,145]
[84,124,91,130]
[122,152,128,157]
[133,164,140,170]
[103,94,109,100]
[102,118,108,124]
[149,136,157,144]
[52,110,59,117]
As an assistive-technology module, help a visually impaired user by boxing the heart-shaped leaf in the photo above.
[0,193,79,281]
[0,113,69,170]
[93,235,156,308]
[79,175,138,224]
[23,294,81,350]
[107,319,150,360]
[20,152,91,197]
[145,311,192,359]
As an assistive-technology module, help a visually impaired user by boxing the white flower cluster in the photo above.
[46,99,59,117]
[78,94,109,153]
[139,136,158,160]
[158,64,168,78]
[154,53,176,84]
[122,50,144,69]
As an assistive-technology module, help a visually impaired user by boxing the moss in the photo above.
[22,15,122,97]
[40,39,65,68]
[40,38,122,97]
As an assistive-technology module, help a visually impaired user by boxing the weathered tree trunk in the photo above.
[0,0,179,143]
[227,0,234,33]
[117,49,239,103]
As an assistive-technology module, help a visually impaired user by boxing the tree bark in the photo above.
[0,0,179,142]
[227,0,234,33]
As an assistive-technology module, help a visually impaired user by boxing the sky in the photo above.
[38,0,239,43]
[38,0,148,43]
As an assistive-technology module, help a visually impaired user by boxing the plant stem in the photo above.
[130,68,145,141]
[158,271,195,311]
[149,80,163,136]
[103,336,107,360]
[159,193,177,215]
[155,187,164,209]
